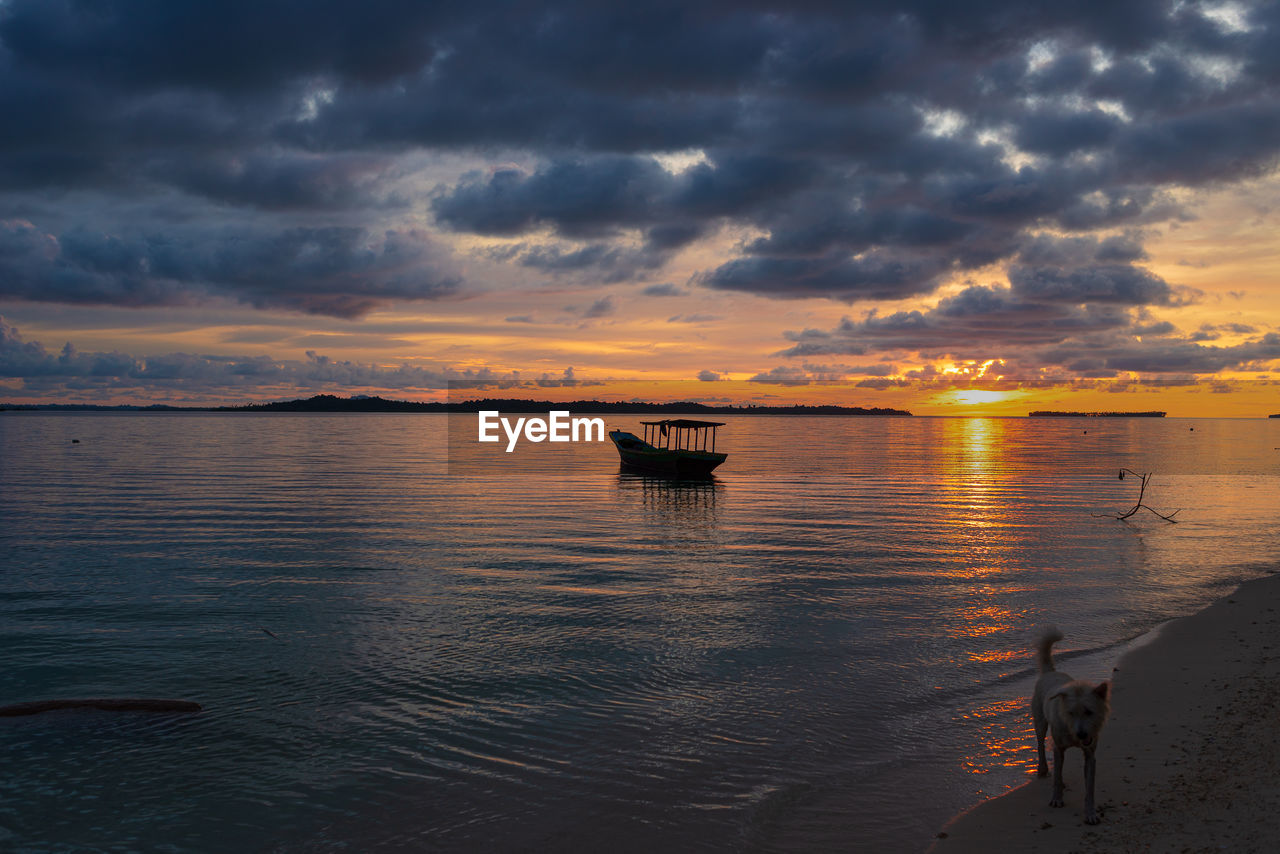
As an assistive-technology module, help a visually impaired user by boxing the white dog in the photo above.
[1032,627,1110,824]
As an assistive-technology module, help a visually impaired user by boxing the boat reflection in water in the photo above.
[608,419,726,477]
[616,473,723,543]
[616,472,721,507]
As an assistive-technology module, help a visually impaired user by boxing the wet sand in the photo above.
[930,571,1280,853]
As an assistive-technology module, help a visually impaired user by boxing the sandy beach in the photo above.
[931,571,1280,853]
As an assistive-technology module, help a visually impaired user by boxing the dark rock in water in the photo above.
[0,698,202,716]
[71,439,80,443]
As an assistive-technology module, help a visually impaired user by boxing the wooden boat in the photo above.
[608,419,726,477]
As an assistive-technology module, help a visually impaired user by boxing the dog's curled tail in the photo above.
[1034,625,1064,673]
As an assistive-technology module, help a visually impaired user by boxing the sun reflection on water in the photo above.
[958,697,1035,776]
[5,414,1280,853]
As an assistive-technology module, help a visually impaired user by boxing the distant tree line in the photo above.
[1028,410,1167,417]
[3,394,913,416]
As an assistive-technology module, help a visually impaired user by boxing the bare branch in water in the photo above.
[1093,468,1181,523]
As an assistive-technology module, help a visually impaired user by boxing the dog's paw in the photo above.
[1049,797,1064,808]
[1036,766,1048,778]
[1084,812,1101,825]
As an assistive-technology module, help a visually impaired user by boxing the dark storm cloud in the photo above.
[433,159,672,238]
[1007,264,1177,305]
[640,283,686,297]
[700,251,950,302]
[644,224,704,251]
[0,0,451,90]
[150,152,404,212]
[1113,102,1280,185]
[582,295,616,318]
[1134,320,1177,336]
[743,361,901,385]
[748,365,811,385]
[780,284,1134,357]
[1015,232,1149,266]
[0,220,458,318]
[1054,186,1188,231]
[777,281,1280,375]
[743,201,985,258]
[1,0,1279,335]
[433,154,811,243]
[489,242,666,284]
[1040,333,1280,374]
[0,315,530,398]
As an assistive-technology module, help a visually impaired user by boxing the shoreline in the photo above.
[929,570,1280,853]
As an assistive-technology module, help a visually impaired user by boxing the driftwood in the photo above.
[1093,468,1180,523]
[0,698,202,717]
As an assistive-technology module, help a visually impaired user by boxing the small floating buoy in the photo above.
[71,439,80,443]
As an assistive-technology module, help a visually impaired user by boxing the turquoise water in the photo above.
[2,414,1279,852]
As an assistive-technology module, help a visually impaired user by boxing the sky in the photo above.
[1,0,1279,415]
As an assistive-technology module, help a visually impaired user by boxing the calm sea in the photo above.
[2,413,1279,853]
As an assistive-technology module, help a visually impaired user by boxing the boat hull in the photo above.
[608,431,726,477]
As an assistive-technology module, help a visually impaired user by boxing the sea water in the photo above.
[2,413,1278,852]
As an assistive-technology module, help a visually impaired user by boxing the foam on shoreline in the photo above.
[929,571,1280,853]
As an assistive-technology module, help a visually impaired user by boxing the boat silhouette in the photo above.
[608,419,726,477]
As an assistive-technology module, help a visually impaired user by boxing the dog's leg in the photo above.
[1082,748,1100,824]
[1049,742,1065,808]
[1034,713,1048,776]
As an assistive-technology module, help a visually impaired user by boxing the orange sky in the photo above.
[3,4,1280,412]
[12,175,1276,415]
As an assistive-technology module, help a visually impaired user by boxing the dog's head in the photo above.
[1049,680,1110,748]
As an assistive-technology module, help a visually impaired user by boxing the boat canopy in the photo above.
[637,418,724,452]
[638,419,725,428]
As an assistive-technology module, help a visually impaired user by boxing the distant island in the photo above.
[1028,410,1167,417]
[1,394,913,417]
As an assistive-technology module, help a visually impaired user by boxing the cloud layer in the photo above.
[0,220,459,317]
[0,315,587,400]
[1,1,1279,379]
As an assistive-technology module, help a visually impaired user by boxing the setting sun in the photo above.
[950,390,1013,406]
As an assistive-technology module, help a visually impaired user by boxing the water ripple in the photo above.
[2,414,1278,852]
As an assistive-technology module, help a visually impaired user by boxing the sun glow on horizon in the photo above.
[949,389,1013,406]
